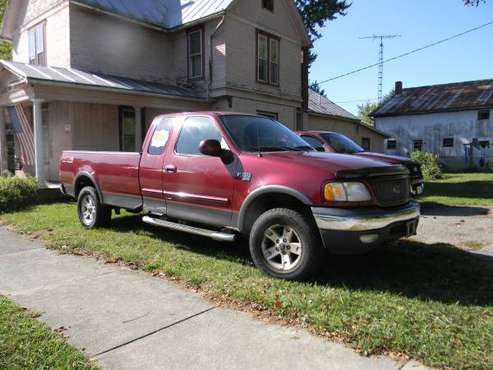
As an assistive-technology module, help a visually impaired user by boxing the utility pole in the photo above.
[360,34,401,102]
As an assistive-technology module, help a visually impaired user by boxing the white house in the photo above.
[0,0,311,186]
[373,80,493,170]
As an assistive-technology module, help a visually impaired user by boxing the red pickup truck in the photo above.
[60,112,420,280]
[297,130,424,196]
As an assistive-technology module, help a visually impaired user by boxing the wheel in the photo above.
[77,186,112,229]
[249,208,323,280]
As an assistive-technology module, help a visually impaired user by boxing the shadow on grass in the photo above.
[420,202,490,216]
[424,180,493,200]
[108,215,493,307]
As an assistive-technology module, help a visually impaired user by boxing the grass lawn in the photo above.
[0,295,98,369]
[1,204,492,370]
[419,172,493,206]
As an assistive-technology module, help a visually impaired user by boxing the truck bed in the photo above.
[60,151,143,210]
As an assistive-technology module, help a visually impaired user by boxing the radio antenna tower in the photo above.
[360,34,401,102]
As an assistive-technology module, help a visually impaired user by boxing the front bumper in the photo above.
[311,201,420,254]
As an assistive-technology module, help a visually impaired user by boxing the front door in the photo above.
[162,115,235,227]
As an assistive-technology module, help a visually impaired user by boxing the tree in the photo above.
[295,0,350,69]
[310,81,327,97]
[357,90,395,126]
[0,0,11,60]
[357,102,379,126]
[464,0,486,5]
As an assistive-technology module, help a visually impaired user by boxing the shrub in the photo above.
[411,151,442,180]
[0,177,38,213]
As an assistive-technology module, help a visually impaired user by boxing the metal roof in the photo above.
[1,60,204,100]
[308,89,359,121]
[73,0,235,29]
[372,79,493,117]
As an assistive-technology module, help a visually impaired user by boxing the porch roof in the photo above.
[0,60,204,101]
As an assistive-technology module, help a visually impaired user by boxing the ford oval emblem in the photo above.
[392,185,401,194]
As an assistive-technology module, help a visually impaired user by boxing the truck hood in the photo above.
[354,152,414,164]
[258,151,404,174]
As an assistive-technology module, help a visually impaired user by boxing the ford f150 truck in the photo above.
[60,112,420,280]
[297,130,424,196]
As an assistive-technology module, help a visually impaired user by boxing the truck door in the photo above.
[139,116,175,215]
[162,115,235,227]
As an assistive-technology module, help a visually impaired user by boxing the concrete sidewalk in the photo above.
[0,227,425,370]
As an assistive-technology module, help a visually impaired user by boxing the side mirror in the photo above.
[199,139,223,157]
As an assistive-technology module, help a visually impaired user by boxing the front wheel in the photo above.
[249,208,323,280]
[77,186,112,229]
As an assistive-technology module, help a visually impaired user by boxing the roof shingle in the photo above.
[73,0,235,29]
[308,89,358,121]
[372,79,493,117]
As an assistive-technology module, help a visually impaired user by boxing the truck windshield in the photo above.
[220,115,313,152]
[320,133,365,154]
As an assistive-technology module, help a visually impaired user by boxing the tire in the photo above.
[249,208,323,280]
[77,186,112,229]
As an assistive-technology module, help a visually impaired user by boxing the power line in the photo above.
[317,20,493,86]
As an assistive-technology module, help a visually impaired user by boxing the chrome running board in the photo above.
[142,216,236,242]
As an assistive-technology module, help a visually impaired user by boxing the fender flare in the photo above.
[237,185,312,232]
[73,171,103,203]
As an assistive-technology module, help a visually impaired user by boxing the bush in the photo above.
[0,177,38,213]
[411,151,442,180]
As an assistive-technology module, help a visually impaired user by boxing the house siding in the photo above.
[69,5,174,84]
[375,109,493,169]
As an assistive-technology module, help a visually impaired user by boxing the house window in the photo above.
[442,137,454,148]
[361,137,371,151]
[257,31,280,86]
[257,110,278,120]
[478,109,490,120]
[28,22,46,66]
[187,27,203,79]
[120,107,136,152]
[386,139,397,150]
[413,139,423,151]
[262,0,274,12]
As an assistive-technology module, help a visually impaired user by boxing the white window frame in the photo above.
[28,22,46,66]
[256,30,280,86]
[187,28,204,80]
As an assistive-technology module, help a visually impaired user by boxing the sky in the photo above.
[309,0,493,115]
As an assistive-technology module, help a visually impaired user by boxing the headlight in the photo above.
[324,182,371,202]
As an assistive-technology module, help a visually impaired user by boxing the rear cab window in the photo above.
[148,117,174,155]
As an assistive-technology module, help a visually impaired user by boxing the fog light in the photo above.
[360,234,379,244]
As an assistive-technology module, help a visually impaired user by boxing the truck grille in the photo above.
[371,177,410,207]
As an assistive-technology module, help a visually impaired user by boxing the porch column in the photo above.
[33,99,45,185]
[134,106,143,152]
[0,108,6,174]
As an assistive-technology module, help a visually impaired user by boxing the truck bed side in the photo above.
[60,151,143,210]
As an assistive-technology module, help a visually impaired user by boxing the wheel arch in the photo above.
[237,186,313,234]
[74,172,103,203]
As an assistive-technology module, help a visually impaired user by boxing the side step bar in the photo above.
[142,216,236,242]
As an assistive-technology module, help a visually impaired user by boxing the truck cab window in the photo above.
[148,117,174,155]
[176,116,225,155]
[301,135,325,152]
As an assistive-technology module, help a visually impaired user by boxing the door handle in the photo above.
[164,165,177,173]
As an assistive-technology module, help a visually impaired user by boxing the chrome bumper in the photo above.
[311,202,420,232]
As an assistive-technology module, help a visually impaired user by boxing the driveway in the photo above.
[413,203,493,256]
[0,227,426,370]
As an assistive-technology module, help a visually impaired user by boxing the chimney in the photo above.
[395,81,403,95]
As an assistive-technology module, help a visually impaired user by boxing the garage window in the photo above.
[443,138,454,148]
[361,137,371,151]
[386,139,397,150]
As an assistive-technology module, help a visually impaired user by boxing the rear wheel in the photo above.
[77,186,111,228]
[249,208,323,280]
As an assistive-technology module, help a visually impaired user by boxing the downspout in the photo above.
[208,15,225,101]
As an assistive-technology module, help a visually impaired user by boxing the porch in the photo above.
[0,61,209,187]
